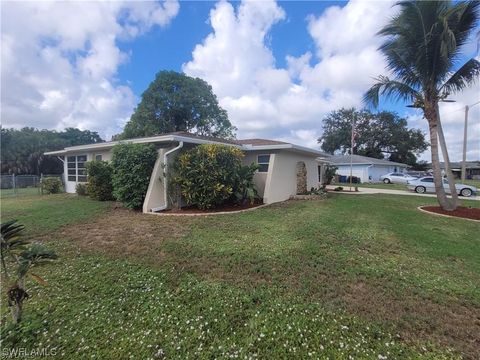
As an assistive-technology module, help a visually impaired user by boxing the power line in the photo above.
[468,100,480,108]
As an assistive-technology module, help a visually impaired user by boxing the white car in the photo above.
[406,177,477,197]
[380,172,417,184]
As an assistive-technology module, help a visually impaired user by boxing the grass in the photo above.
[340,182,407,190]
[0,194,110,235]
[341,179,480,191]
[1,193,479,359]
[0,187,41,198]
[463,179,480,188]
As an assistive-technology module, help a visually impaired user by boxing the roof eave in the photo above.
[44,134,242,156]
[332,162,408,166]
[242,143,328,156]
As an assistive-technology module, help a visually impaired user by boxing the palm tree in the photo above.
[1,220,57,323]
[364,0,480,211]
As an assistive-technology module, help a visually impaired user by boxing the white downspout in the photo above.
[151,141,183,212]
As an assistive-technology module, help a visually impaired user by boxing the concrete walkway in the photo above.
[326,185,479,201]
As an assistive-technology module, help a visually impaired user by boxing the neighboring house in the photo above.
[428,161,480,180]
[45,132,330,213]
[329,154,408,183]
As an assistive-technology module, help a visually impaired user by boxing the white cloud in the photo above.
[184,0,479,161]
[409,85,480,162]
[1,0,179,139]
[183,0,397,151]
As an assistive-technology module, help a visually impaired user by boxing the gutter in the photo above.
[151,141,184,212]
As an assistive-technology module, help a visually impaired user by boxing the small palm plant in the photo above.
[1,220,57,324]
[364,0,480,211]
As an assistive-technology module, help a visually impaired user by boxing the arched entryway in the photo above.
[296,161,307,194]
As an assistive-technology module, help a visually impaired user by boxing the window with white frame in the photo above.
[67,155,87,182]
[257,154,270,173]
[95,154,102,161]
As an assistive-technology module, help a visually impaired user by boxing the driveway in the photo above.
[326,185,480,201]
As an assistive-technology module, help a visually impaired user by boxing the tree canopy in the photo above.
[120,71,236,139]
[318,108,428,166]
[1,127,104,175]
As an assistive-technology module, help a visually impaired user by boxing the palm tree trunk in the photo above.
[436,105,459,209]
[427,117,455,211]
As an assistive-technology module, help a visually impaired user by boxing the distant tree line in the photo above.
[0,127,104,175]
[318,108,428,167]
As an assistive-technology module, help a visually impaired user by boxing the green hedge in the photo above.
[111,143,158,209]
[41,177,63,194]
[173,144,258,209]
[86,161,113,201]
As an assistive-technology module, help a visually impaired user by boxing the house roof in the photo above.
[45,131,329,158]
[235,138,288,146]
[431,161,480,170]
[328,154,408,167]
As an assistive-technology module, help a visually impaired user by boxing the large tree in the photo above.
[0,127,104,175]
[121,71,236,139]
[318,108,428,166]
[364,0,480,211]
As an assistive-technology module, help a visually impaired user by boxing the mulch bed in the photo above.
[420,206,480,220]
[163,201,264,214]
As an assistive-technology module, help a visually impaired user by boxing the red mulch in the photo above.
[421,206,480,220]
[163,201,263,214]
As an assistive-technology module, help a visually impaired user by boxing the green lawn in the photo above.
[340,182,408,190]
[463,179,480,188]
[341,179,480,191]
[1,193,479,359]
[0,187,42,198]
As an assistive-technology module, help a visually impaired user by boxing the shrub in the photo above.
[111,143,158,209]
[76,183,88,196]
[173,144,249,209]
[334,186,344,192]
[301,187,327,195]
[86,161,113,201]
[232,163,259,205]
[41,177,63,194]
[324,165,338,185]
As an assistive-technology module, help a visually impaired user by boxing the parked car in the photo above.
[380,172,417,184]
[406,177,477,197]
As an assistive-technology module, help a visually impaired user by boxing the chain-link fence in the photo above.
[0,174,64,198]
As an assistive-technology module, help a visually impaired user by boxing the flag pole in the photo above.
[350,112,355,191]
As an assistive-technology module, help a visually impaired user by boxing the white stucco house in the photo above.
[329,154,408,183]
[45,132,330,213]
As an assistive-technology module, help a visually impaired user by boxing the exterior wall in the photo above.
[243,152,267,197]
[336,164,406,183]
[335,165,370,183]
[244,150,319,204]
[63,151,104,193]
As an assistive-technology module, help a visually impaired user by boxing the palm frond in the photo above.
[363,76,421,108]
[439,58,480,95]
[17,244,58,278]
[380,40,421,86]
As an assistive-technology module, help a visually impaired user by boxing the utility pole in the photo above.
[349,112,355,191]
[461,105,469,182]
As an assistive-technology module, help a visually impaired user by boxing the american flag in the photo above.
[351,119,358,149]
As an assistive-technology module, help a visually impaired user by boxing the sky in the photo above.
[1,0,479,162]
